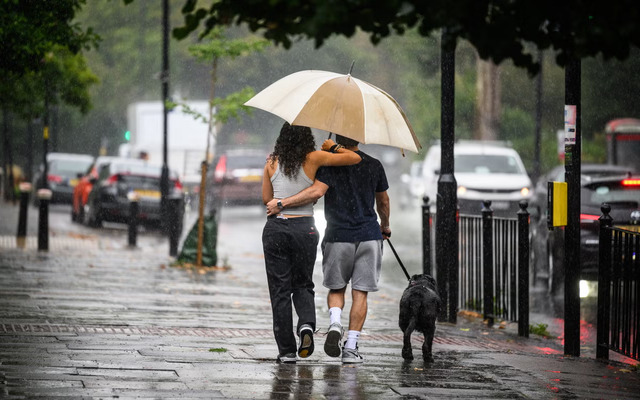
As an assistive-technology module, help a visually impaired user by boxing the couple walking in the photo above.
[261,122,391,364]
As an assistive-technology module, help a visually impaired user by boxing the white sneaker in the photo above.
[324,323,343,357]
[341,344,364,364]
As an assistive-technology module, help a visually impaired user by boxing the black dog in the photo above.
[399,274,441,362]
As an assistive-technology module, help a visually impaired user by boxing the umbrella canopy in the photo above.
[245,70,421,153]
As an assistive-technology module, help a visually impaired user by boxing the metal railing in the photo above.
[457,201,530,336]
[596,203,639,361]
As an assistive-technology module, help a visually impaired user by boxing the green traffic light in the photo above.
[124,130,131,141]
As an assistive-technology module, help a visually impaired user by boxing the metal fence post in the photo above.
[597,203,613,360]
[422,196,431,275]
[127,193,139,248]
[16,183,32,248]
[37,189,52,251]
[482,200,494,327]
[517,200,530,337]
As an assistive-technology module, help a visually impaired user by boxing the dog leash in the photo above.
[386,239,411,281]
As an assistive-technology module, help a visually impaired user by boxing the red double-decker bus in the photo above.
[605,118,640,172]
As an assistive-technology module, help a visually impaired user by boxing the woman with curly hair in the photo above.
[262,122,361,363]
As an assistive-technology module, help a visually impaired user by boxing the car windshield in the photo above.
[455,154,523,174]
[111,163,162,177]
[49,159,93,177]
[582,183,640,207]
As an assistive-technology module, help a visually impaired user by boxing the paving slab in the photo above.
[2,203,640,398]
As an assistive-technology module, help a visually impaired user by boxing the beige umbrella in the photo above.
[245,69,421,153]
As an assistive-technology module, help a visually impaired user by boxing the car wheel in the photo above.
[91,207,103,228]
[86,201,103,228]
[71,201,79,222]
[78,203,86,225]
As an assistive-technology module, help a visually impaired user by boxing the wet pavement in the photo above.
[1,202,640,399]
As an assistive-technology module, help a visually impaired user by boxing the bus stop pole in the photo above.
[564,58,581,357]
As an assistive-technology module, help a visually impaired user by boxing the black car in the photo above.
[531,173,640,294]
[32,152,94,204]
[529,163,637,289]
[84,159,182,227]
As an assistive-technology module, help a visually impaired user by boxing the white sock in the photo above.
[345,330,360,350]
[329,307,342,326]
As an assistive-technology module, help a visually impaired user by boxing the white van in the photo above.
[421,141,533,216]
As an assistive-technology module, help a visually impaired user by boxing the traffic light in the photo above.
[124,130,131,141]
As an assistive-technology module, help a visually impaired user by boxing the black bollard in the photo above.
[482,200,494,327]
[517,200,530,337]
[596,203,613,360]
[422,195,432,275]
[128,193,139,248]
[37,188,52,251]
[167,195,184,257]
[16,183,32,248]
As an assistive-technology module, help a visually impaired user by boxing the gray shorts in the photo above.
[322,240,383,292]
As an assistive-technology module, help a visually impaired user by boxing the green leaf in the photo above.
[209,348,227,353]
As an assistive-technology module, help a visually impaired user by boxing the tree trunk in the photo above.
[474,57,501,140]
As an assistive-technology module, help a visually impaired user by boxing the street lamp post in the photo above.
[436,29,458,324]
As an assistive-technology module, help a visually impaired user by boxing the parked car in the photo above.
[71,156,119,223]
[207,148,268,208]
[84,159,182,227]
[33,153,94,204]
[529,163,637,291]
[420,141,532,216]
[530,173,640,294]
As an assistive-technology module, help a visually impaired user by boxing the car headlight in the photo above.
[520,187,530,197]
[457,186,467,196]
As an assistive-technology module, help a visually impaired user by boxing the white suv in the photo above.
[421,141,533,216]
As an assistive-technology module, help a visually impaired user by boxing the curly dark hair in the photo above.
[269,122,316,179]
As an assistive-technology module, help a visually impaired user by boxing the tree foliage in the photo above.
[174,0,640,74]
[0,46,98,118]
[5,0,633,177]
[0,0,98,76]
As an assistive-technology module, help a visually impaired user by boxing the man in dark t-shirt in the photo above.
[267,135,391,364]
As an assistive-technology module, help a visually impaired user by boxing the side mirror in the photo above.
[433,169,440,175]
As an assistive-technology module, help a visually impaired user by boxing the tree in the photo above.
[474,59,501,140]
[173,0,640,75]
[174,27,269,267]
[1,46,98,199]
[0,0,98,198]
[0,0,98,76]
